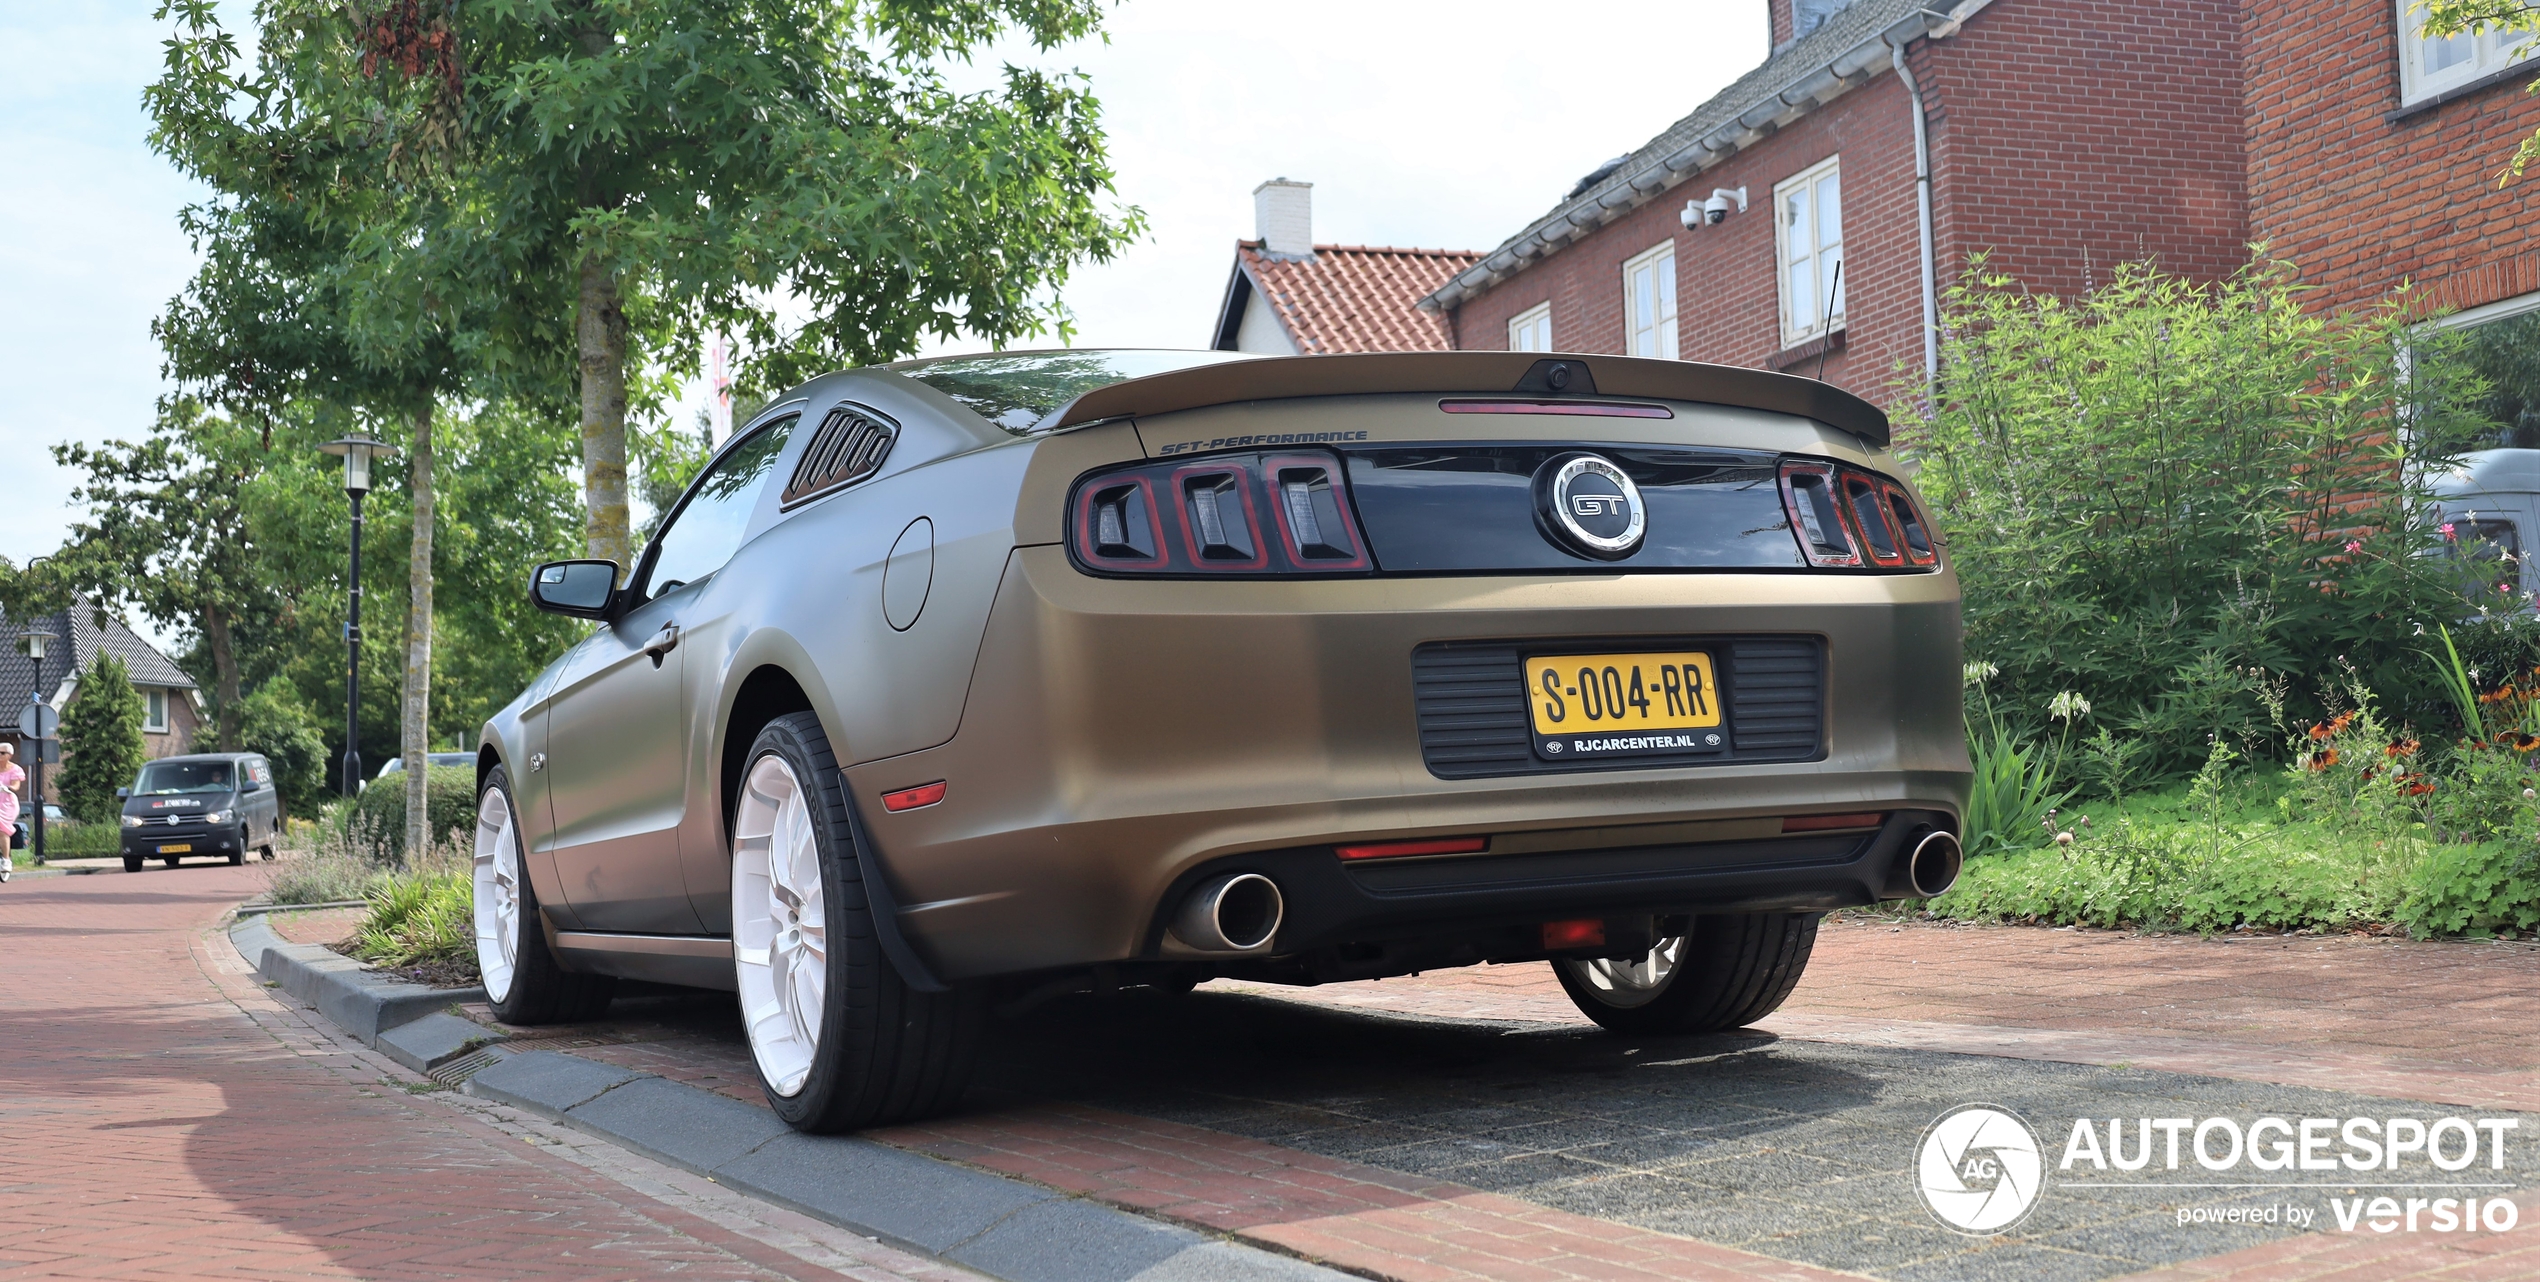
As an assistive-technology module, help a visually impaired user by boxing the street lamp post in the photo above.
[23,628,55,866]
[318,435,399,798]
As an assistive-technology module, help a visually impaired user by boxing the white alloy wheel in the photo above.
[733,753,827,1098]
[1557,935,1688,1010]
[473,786,523,1004]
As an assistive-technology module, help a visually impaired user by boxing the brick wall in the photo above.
[2245,0,2540,317]
[1439,0,2249,414]
[1924,0,2248,295]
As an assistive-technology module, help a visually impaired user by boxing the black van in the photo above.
[119,753,283,871]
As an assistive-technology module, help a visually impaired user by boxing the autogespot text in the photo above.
[2059,1115,2521,1234]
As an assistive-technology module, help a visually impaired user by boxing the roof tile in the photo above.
[1238,242,1484,354]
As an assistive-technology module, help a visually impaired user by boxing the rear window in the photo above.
[136,760,232,795]
[889,350,1257,433]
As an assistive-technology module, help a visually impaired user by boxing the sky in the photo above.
[0,0,1773,585]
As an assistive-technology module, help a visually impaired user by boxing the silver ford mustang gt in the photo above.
[474,349,1969,1132]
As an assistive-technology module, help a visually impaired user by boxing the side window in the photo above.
[2398,0,2535,105]
[642,415,799,600]
[1508,303,1554,353]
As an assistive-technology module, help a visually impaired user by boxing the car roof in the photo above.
[2432,449,2540,498]
[1034,350,1892,446]
[142,752,258,764]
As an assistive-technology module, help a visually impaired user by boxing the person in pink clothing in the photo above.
[0,739,22,882]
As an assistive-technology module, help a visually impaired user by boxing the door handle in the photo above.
[644,621,681,667]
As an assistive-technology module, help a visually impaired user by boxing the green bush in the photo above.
[1914,255,2498,784]
[56,654,146,825]
[2396,840,2540,937]
[235,678,327,821]
[37,821,122,857]
[347,765,475,862]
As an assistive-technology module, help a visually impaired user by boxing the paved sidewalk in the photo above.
[0,863,967,1281]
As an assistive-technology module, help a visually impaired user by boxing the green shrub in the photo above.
[236,678,328,821]
[348,765,475,862]
[2396,839,2540,937]
[37,821,122,857]
[57,654,146,825]
[1914,255,2498,784]
[349,866,476,973]
[1961,724,2070,858]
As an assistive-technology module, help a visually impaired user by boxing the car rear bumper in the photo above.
[847,546,1968,981]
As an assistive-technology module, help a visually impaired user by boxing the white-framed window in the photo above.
[2398,0,2536,106]
[1508,303,1554,353]
[1622,243,1678,359]
[143,689,168,734]
[1776,156,1846,347]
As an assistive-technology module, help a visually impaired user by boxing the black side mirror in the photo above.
[530,560,621,619]
[115,787,130,799]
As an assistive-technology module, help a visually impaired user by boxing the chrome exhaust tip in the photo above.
[1171,873,1284,953]
[1908,829,1963,898]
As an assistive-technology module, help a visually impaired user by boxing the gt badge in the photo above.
[1534,453,1647,560]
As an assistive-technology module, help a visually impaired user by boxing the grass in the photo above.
[344,832,479,986]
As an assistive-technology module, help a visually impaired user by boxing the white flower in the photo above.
[2054,831,2075,847]
[1963,661,2000,686]
[2047,690,2092,723]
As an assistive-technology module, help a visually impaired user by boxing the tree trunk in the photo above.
[203,600,242,751]
[404,400,435,862]
[578,252,632,570]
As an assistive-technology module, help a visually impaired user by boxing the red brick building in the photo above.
[1419,0,2536,421]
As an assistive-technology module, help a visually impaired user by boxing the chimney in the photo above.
[1253,178,1314,260]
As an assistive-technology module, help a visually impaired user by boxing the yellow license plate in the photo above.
[159,843,193,854]
[1527,651,1726,759]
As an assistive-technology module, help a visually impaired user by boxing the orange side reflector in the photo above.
[881,781,947,812]
[1542,919,1606,950]
[1782,812,1885,832]
[1334,836,1488,861]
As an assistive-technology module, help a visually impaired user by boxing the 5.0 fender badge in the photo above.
[1534,453,1647,560]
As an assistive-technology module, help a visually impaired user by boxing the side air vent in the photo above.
[783,407,898,506]
[1412,636,1825,779]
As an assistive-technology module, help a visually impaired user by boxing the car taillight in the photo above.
[1070,452,1372,576]
[1882,482,1940,566]
[1778,459,1940,571]
[1843,473,1906,567]
[1779,461,1862,567]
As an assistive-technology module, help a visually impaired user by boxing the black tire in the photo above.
[739,712,983,1133]
[260,845,275,862]
[123,854,143,873]
[1553,912,1820,1036]
[479,765,617,1025]
[228,849,245,866]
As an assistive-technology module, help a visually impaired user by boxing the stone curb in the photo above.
[468,1051,1345,1282]
[227,916,496,1062]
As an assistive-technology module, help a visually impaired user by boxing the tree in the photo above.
[441,0,1144,567]
[150,0,550,856]
[57,656,147,827]
[51,402,273,751]
[236,677,327,821]
[2420,0,2540,182]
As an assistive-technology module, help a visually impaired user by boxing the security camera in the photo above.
[1679,186,1749,231]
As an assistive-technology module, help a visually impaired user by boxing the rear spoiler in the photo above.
[1038,352,1892,448]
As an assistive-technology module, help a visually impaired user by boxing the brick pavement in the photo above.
[1212,915,2540,1111]
[461,912,2540,1281]
[0,863,967,1281]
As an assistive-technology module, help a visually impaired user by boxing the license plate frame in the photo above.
[158,843,193,854]
[1525,650,1729,761]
